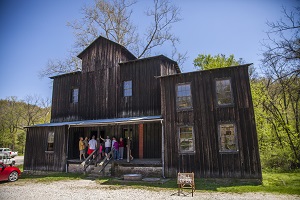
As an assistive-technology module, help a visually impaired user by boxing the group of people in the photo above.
[79,135,133,161]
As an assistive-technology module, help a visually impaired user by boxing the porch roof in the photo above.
[26,116,162,128]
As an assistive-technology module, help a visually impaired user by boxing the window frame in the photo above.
[215,78,234,107]
[178,126,195,154]
[46,131,55,152]
[176,83,193,110]
[218,122,239,153]
[123,80,133,97]
[71,88,79,104]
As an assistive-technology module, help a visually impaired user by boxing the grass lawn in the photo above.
[96,171,300,195]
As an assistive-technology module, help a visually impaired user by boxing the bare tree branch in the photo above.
[41,0,186,77]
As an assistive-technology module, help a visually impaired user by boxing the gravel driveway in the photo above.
[0,180,299,200]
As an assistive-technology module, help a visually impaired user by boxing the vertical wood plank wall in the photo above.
[50,38,179,122]
[24,126,67,171]
[160,65,261,179]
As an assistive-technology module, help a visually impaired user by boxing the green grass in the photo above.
[93,171,300,195]
[20,172,85,182]
[96,172,300,195]
[18,168,300,195]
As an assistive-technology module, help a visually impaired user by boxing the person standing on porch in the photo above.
[83,137,89,157]
[126,138,134,160]
[119,137,124,159]
[79,137,86,161]
[112,137,119,160]
[100,135,111,159]
[88,135,97,158]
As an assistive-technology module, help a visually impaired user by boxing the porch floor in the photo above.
[67,158,162,166]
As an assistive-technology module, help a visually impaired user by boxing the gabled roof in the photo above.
[119,55,181,73]
[77,36,137,60]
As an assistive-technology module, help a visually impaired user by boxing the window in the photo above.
[47,131,55,151]
[218,123,238,153]
[124,80,132,97]
[176,83,192,109]
[215,79,233,106]
[179,126,195,153]
[71,88,79,103]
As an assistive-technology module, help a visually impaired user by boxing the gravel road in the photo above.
[0,179,299,200]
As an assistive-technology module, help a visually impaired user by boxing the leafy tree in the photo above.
[0,96,51,153]
[259,6,300,170]
[40,0,187,77]
[193,54,242,70]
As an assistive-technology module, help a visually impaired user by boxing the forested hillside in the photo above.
[0,96,51,154]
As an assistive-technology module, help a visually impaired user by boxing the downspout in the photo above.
[161,119,165,178]
[66,125,70,173]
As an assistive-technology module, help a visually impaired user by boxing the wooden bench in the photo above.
[177,172,195,197]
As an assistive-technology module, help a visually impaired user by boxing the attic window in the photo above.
[124,80,132,97]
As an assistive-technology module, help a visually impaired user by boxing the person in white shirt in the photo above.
[88,135,97,158]
[100,135,111,159]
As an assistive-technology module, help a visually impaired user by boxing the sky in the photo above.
[0,0,298,101]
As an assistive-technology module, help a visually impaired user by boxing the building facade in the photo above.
[24,36,261,179]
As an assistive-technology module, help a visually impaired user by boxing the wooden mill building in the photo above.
[24,36,261,179]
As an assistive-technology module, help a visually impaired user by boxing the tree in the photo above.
[259,6,300,169]
[41,0,186,77]
[193,54,242,70]
[0,96,51,153]
[261,6,300,80]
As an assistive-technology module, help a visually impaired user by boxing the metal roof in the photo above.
[26,116,162,128]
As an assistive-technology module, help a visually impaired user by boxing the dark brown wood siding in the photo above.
[143,122,162,158]
[51,72,81,122]
[160,65,261,179]
[24,126,67,171]
[118,60,162,117]
[79,67,119,119]
[79,36,136,73]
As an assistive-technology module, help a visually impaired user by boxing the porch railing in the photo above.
[81,148,113,174]
[98,150,113,173]
[81,148,100,173]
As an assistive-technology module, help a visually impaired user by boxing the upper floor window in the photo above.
[47,131,55,152]
[176,83,192,110]
[218,123,238,153]
[215,79,233,106]
[124,80,132,97]
[179,126,195,153]
[71,88,79,103]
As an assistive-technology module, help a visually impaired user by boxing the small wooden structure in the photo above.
[177,172,195,196]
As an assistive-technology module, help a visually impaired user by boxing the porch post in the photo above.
[138,124,144,159]
[161,120,165,178]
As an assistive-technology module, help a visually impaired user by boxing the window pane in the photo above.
[179,127,194,153]
[72,88,79,103]
[47,132,54,151]
[216,79,233,105]
[219,123,238,152]
[176,84,192,109]
[124,81,132,97]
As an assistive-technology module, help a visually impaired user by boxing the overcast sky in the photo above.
[0,0,298,100]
